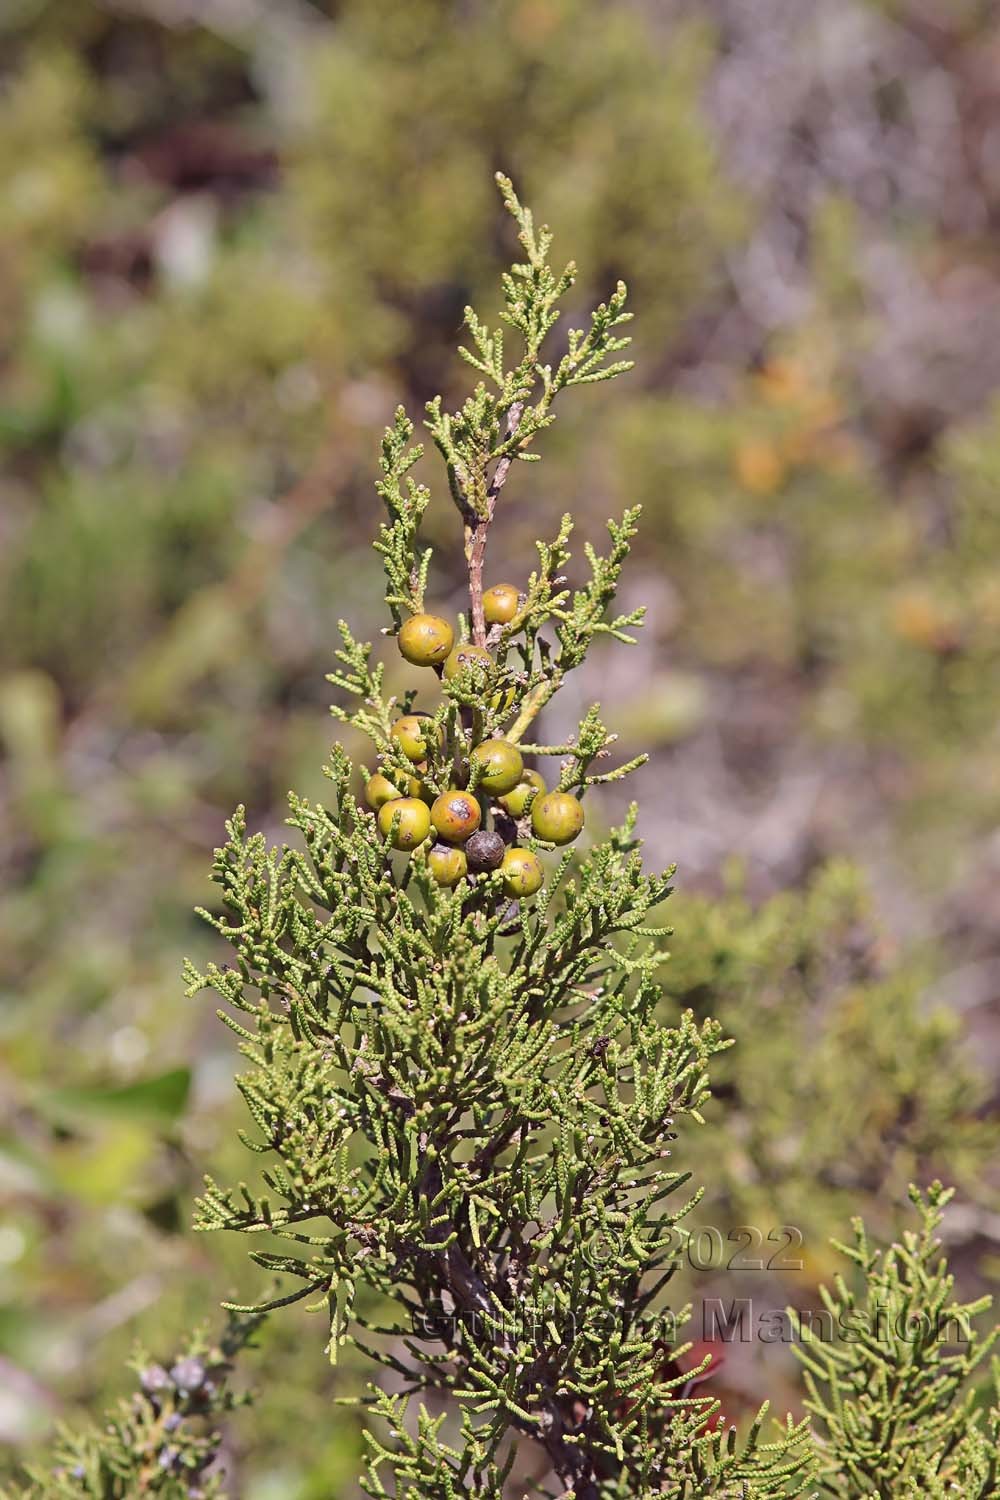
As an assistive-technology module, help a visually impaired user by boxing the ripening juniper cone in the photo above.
[427,843,468,887]
[365,771,402,809]
[397,612,454,666]
[470,738,523,795]
[443,642,493,680]
[377,796,431,850]
[531,789,585,844]
[482,582,521,625]
[390,713,440,762]
[430,790,482,843]
[499,768,546,817]
[366,769,428,808]
[465,829,506,873]
[500,846,544,897]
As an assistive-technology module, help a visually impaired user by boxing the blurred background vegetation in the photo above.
[2,0,999,1493]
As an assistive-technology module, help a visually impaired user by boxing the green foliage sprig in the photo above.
[425,175,634,650]
[374,409,432,626]
[181,178,819,1498]
[792,1183,1000,1498]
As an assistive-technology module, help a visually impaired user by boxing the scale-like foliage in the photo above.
[180,178,814,1498]
[792,1184,999,1498]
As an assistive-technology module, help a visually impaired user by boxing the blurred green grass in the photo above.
[2,1,999,1493]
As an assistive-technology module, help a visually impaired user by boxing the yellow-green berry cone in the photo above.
[391,714,440,763]
[443,643,492,681]
[501,847,544,897]
[377,796,432,850]
[365,772,404,810]
[430,790,482,844]
[483,583,520,626]
[397,613,454,667]
[470,739,524,795]
[427,843,468,888]
[405,769,433,802]
[498,769,546,818]
[530,790,585,845]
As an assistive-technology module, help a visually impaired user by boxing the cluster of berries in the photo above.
[363,585,585,899]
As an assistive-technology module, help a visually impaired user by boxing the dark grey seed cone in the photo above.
[466,830,506,872]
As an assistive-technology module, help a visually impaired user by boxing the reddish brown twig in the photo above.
[464,402,524,645]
